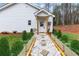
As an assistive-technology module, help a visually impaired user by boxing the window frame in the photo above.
[28,20,31,25]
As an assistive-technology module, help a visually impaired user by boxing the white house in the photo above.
[0,3,55,34]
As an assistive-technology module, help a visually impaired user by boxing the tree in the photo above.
[53,3,79,25]
[37,3,79,25]
[53,4,61,25]
[44,3,50,12]
[0,37,10,56]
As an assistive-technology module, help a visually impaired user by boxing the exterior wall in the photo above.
[48,16,53,32]
[0,4,38,32]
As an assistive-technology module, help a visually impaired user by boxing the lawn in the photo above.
[0,32,34,56]
[62,33,79,55]
[53,29,79,55]
[0,34,22,48]
[62,32,79,40]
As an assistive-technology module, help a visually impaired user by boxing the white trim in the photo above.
[34,9,55,17]
[0,3,39,11]
[0,3,14,10]
[0,3,55,17]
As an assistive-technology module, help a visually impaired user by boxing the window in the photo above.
[28,20,31,25]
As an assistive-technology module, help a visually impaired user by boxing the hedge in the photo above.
[22,30,27,41]
[53,29,62,38]
[11,40,23,56]
[71,40,79,55]
[61,35,68,43]
[0,37,10,56]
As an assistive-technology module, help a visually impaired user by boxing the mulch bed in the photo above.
[0,33,22,36]
[54,24,79,34]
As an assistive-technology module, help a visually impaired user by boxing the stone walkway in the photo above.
[31,33,61,56]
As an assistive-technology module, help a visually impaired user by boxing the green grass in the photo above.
[61,32,79,55]
[61,32,79,47]
[62,32,79,40]
[53,29,79,55]
[0,32,34,47]
[0,32,34,56]
[0,35,22,49]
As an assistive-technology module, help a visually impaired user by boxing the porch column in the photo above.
[46,16,48,33]
[36,16,39,34]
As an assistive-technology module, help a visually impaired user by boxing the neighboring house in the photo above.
[0,3,55,33]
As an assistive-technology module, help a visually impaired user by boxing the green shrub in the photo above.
[0,37,10,56]
[22,31,34,43]
[11,40,23,56]
[61,35,68,43]
[71,40,79,55]
[27,32,34,40]
[22,30,27,41]
[57,30,62,38]
[53,29,58,35]
[30,28,33,32]
[53,29,62,38]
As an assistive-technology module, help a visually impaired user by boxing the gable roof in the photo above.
[0,3,55,17]
[0,3,40,11]
[26,3,41,10]
[34,9,55,17]
[0,3,16,11]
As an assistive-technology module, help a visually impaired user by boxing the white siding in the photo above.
[0,4,38,32]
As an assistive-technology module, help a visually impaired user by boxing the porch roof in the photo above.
[34,9,55,17]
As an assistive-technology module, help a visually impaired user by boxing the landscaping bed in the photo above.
[54,25,79,34]
[0,31,34,56]
[53,29,79,55]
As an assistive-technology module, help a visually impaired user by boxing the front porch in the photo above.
[34,9,55,34]
[36,16,48,34]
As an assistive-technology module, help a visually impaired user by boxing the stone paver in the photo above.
[31,33,61,56]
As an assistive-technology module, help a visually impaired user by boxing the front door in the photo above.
[39,19,46,32]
